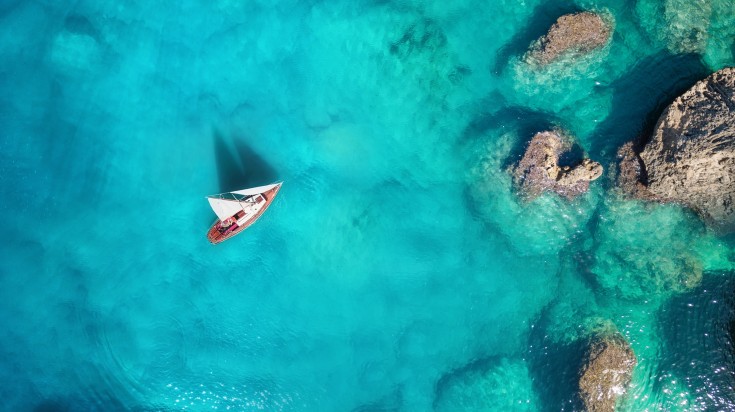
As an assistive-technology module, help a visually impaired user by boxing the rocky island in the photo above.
[513,131,603,199]
[525,11,612,65]
[618,67,735,233]
[578,333,637,412]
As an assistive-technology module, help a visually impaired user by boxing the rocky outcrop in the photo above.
[617,67,735,233]
[579,334,637,412]
[513,131,603,199]
[525,12,612,65]
[616,142,658,201]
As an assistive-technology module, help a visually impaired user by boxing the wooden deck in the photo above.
[206,184,281,244]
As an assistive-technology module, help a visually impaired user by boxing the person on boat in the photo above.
[218,217,235,234]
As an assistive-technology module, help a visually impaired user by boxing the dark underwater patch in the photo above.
[656,272,735,410]
[389,18,447,59]
[588,52,707,161]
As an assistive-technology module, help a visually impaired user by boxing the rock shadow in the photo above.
[588,52,707,160]
[656,272,735,409]
[213,131,278,193]
[432,355,513,409]
[462,106,563,169]
[493,1,582,73]
[557,142,586,168]
[526,304,587,411]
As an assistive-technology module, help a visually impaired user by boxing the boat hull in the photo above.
[206,184,282,244]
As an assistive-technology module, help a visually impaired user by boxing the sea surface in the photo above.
[1,0,735,411]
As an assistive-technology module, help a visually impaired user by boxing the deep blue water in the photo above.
[1,0,735,411]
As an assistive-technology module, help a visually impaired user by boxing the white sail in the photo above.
[207,198,244,221]
[206,182,282,221]
[230,182,281,197]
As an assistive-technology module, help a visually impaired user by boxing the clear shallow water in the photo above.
[1,0,735,410]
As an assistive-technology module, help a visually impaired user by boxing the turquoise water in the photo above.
[1,0,735,410]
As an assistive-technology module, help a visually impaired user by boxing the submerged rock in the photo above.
[389,18,447,59]
[617,67,735,233]
[662,0,711,53]
[578,333,637,412]
[513,131,603,200]
[525,12,612,66]
[592,199,704,301]
[434,357,539,411]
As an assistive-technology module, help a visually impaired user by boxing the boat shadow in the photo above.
[213,131,278,193]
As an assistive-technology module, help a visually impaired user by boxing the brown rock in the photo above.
[526,12,612,65]
[513,131,603,200]
[615,142,657,201]
[618,67,735,233]
[579,334,637,412]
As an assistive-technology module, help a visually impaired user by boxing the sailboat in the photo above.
[206,182,283,244]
